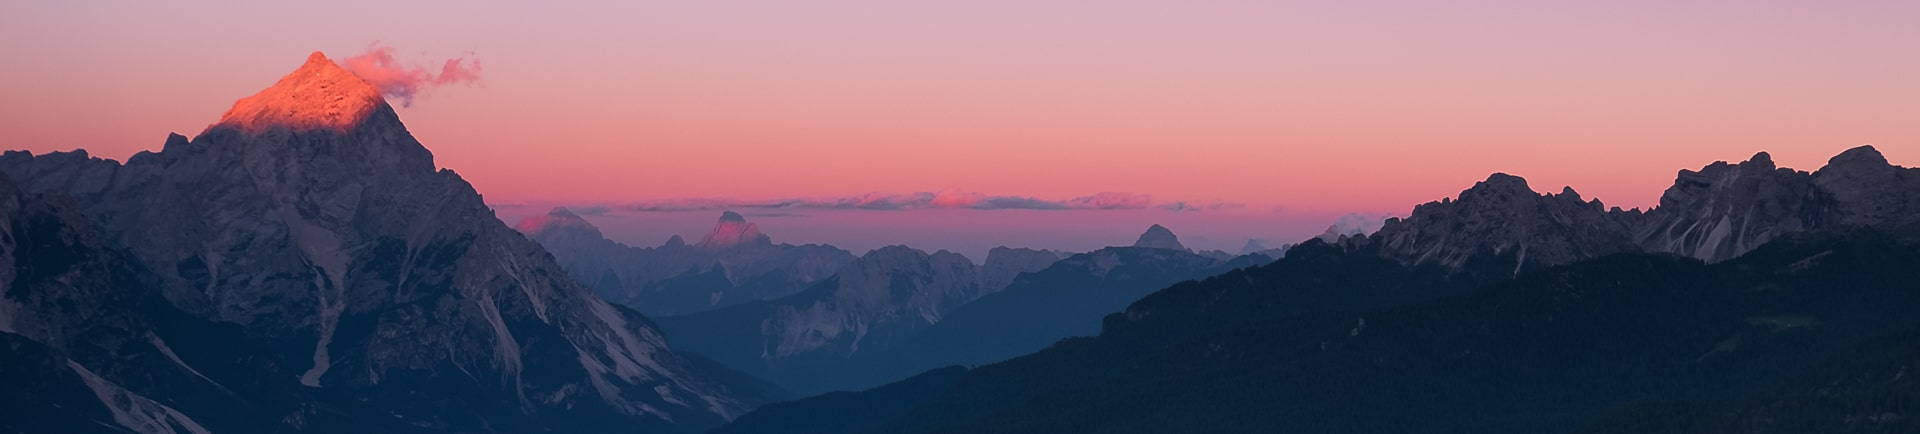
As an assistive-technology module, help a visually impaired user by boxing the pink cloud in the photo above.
[341,42,481,107]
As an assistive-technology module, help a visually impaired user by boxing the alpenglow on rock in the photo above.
[700,210,773,250]
[1132,224,1187,250]
[0,52,780,433]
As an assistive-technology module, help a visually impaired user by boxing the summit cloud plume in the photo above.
[341,43,481,107]
[610,192,1243,213]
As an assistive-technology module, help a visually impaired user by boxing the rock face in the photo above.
[0,173,340,434]
[1633,152,1825,262]
[1132,224,1187,250]
[1815,146,1920,225]
[1637,147,1920,263]
[0,52,779,433]
[521,208,855,317]
[1358,146,1920,270]
[658,246,1060,393]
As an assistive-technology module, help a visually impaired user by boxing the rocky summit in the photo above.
[1132,224,1187,250]
[699,210,773,250]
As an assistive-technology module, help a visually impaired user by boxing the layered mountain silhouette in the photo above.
[658,224,1280,394]
[656,244,1063,394]
[0,52,780,434]
[521,208,854,316]
[714,147,1920,434]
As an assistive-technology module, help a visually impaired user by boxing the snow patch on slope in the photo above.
[146,334,225,393]
[68,360,215,434]
[280,209,352,388]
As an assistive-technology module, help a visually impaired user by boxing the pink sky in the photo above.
[3,1,1915,254]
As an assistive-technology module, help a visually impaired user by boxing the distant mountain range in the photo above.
[655,242,1061,394]
[521,208,855,317]
[522,203,1291,394]
[713,146,1920,434]
[801,239,1276,394]
[0,52,779,434]
[641,223,1279,395]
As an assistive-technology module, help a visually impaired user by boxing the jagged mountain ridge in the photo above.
[1360,173,1640,272]
[1355,147,1918,271]
[520,208,855,317]
[0,52,779,433]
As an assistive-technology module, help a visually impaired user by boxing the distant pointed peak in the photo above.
[1133,224,1186,250]
[1238,238,1272,255]
[213,51,389,134]
[515,207,599,237]
[697,210,770,250]
[1748,151,1775,166]
[548,207,584,219]
[664,234,687,248]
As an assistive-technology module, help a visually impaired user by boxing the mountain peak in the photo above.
[1239,238,1274,255]
[515,207,600,237]
[1470,173,1534,195]
[1826,145,1889,168]
[697,210,771,250]
[214,51,388,133]
[1133,224,1186,250]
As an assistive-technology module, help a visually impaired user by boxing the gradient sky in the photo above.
[3,0,1915,256]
